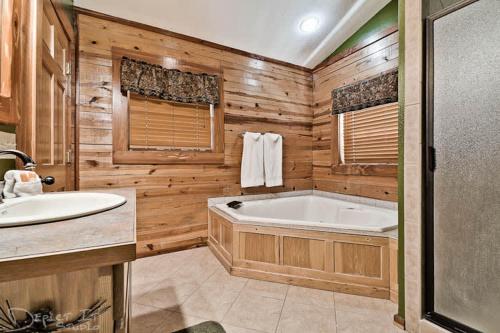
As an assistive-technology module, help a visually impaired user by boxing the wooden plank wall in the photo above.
[312,31,399,201]
[76,15,313,257]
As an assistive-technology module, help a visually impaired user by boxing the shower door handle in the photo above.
[428,146,436,171]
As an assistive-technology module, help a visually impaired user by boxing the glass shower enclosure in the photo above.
[424,0,500,332]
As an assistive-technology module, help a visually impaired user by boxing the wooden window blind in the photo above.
[129,94,213,151]
[340,103,398,164]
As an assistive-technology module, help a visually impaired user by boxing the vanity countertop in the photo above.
[0,187,136,264]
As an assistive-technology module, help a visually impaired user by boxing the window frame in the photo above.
[330,102,398,177]
[111,47,224,165]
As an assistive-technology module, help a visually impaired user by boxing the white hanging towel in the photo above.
[263,133,283,187]
[241,132,264,188]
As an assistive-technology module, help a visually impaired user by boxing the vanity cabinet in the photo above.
[0,188,136,332]
[0,266,117,333]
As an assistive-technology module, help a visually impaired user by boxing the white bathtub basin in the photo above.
[216,195,397,232]
[0,192,127,227]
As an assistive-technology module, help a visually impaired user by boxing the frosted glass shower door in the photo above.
[425,0,500,332]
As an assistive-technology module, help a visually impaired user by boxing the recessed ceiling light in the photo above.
[299,17,320,33]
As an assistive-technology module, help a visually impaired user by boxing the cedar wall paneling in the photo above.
[76,15,313,257]
[312,32,399,201]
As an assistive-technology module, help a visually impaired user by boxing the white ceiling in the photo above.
[75,0,391,68]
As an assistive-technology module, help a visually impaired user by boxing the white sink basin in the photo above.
[0,192,127,227]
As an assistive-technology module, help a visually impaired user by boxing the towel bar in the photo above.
[239,132,285,139]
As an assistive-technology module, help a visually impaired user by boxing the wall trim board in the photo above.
[73,6,312,73]
[313,26,398,72]
[75,13,81,190]
[397,0,405,321]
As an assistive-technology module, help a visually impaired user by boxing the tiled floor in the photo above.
[130,246,404,333]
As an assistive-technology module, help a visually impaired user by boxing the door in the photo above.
[424,0,500,332]
[35,0,73,191]
[0,0,20,124]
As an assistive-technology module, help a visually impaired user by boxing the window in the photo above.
[331,102,398,174]
[338,103,398,164]
[129,93,214,151]
[111,47,224,165]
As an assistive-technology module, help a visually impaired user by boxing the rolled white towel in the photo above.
[3,170,43,198]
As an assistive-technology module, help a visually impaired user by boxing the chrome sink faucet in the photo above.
[0,150,55,203]
[0,149,37,170]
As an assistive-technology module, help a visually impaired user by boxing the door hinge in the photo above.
[65,62,71,75]
[66,149,73,164]
[428,146,436,171]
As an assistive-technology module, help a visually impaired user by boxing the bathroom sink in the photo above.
[0,192,127,227]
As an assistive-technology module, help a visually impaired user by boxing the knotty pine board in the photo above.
[77,15,313,257]
[312,32,399,201]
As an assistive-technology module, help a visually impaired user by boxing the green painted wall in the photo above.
[0,125,15,133]
[60,0,75,26]
[328,0,398,58]
[0,125,16,180]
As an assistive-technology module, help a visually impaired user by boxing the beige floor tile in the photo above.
[134,277,202,311]
[223,293,284,333]
[221,323,266,333]
[129,303,170,333]
[286,285,335,309]
[179,282,242,321]
[131,256,172,281]
[132,279,158,300]
[186,246,211,256]
[336,310,400,333]
[241,279,289,300]
[204,268,248,292]
[131,248,404,333]
[169,254,221,284]
[188,247,224,269]
[152,310,207,333]
[172,264,219,284]
[131,249,194,299]
[276,300,336,333]
[334,292,397,317]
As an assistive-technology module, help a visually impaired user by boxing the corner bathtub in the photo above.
[208,193,399,301]
[215,195,397,233]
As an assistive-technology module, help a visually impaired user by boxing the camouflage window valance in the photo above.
[331,68,398,115]
[120,57,220,105]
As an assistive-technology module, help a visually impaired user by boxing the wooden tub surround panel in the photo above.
[334,242,384,278]
[389,237,399,303]
[208,212,233,269]
[239,232,278,264]
[282,236,325,270]
[208,209,398,300]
